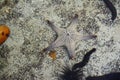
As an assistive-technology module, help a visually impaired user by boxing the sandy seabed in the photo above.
[0,0,120,80]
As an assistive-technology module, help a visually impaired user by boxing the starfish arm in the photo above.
[67,14,78,32]
[44,35,65,52]
[46,20,64,34]
[65,37,76,59]
[71,32,83,41]
[71,31,97,41]
[80,34,97,40]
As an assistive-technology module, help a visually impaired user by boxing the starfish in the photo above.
[44,14,97,59]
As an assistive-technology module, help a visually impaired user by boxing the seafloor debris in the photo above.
[49,50,56,60]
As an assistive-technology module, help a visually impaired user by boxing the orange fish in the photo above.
[0,24,10,45]
[49,50,56,60]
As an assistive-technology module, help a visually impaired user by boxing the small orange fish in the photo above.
[49,50,56,60]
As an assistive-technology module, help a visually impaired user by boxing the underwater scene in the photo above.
[0,0,120,80]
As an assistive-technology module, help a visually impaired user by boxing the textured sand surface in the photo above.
[0,0,120,80]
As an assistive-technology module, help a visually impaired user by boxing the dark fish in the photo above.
[103,0,117,21]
